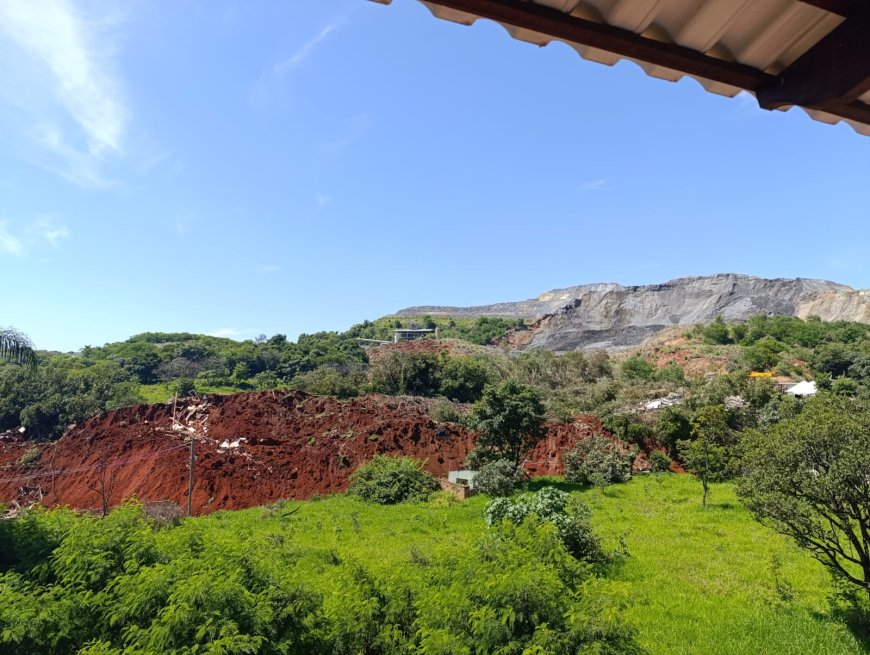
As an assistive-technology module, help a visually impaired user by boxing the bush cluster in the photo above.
[485,487,606,563]
[564,434,632,487]
[0,496,640,655]
[473,459,524,497]
[347,455,440,504]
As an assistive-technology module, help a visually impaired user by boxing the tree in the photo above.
[563,434,632,487]
[702,316,731,344]
[439,356,491,403]
[737,395,870,601]
[620,355,655,381]
[0,328,36,368]
[470,380,546,470]
[654,406,692,456]
[678,405,734,508]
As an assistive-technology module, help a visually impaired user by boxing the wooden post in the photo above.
[187,436,195,517]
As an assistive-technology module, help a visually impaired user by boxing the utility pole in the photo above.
[187,435,195,517]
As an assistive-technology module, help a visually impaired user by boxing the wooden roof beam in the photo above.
[419,0,772,91]
[797,0,863,17]
[417,0,870,128]
[756,6,870,111]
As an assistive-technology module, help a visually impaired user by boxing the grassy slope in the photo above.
[584,475,862,654]
[138,382,248,403]
[175,475,862,655]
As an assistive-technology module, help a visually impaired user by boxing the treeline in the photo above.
[0,316,523,440]
[4,314,870,442]
[698,314,870,381]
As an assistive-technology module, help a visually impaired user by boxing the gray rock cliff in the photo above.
[397,274,869,351]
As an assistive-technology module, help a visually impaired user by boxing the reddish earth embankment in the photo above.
[0,391,609,514]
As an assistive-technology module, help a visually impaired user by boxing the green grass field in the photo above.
[180,474,865,654]
[582,475,864,654]
[6,472,865,654]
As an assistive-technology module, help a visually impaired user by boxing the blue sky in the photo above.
[1,0,868,352]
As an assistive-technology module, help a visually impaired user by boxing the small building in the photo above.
[447,470,478,489]
[440,470,478,500]
[392,328,438,343]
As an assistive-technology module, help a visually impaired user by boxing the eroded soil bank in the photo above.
[0,391,609,514]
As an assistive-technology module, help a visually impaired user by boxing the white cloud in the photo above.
[0,0,129,185]
[250,17,347,110]
[319,114,372,154]
[274,20,342,77]
[174,211,195,236]
[316,193,329,209]
[580,178,609,191]
[256,264,281,274]
[35,218,71,246]
[0,222,24,257]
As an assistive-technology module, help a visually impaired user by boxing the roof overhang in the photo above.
[372,0,870,136]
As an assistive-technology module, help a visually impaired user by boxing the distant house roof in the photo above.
[785,380,818,396]
[372,0,870,135]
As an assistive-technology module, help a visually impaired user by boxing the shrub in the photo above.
[18,447,41,466]
[702,316,731,344]
[649,450,671,473]
[564,434,632,487]
[484,487,605,563]
[474,459,523,497]
[347,456,439,504]
[621,355,655,381]
[431,398,463,424]
[171,377,196,397]
[288,364,364,399]
[656,362,685,383]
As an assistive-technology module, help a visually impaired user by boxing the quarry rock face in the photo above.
[399,274,869,351]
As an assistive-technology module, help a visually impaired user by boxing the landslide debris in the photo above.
[0,391,609,515]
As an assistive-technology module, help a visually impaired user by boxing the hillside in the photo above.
[398,274,870,350]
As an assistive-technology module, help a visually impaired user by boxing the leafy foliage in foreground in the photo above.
[737,395,870,600]
[0,495,640,655]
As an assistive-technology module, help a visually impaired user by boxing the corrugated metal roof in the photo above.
[373,0,870,135]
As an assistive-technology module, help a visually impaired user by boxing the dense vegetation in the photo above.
[1,476,866,655]
[4,313,870,446]
[0,486,640,655]
[3,313,870,653]
[0,316,525,440]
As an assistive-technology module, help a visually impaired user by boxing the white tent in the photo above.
[785,381,817,397]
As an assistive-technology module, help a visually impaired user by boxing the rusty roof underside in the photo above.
[372,0,870,135]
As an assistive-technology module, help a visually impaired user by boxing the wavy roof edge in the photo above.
[372,0,870,136]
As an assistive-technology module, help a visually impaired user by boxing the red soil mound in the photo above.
[0,391,613,514]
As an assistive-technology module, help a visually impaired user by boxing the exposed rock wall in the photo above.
[398,274,869,351]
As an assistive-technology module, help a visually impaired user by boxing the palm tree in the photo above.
[0,327,37,368]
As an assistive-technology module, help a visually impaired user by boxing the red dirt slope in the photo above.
[0,391,611,514]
